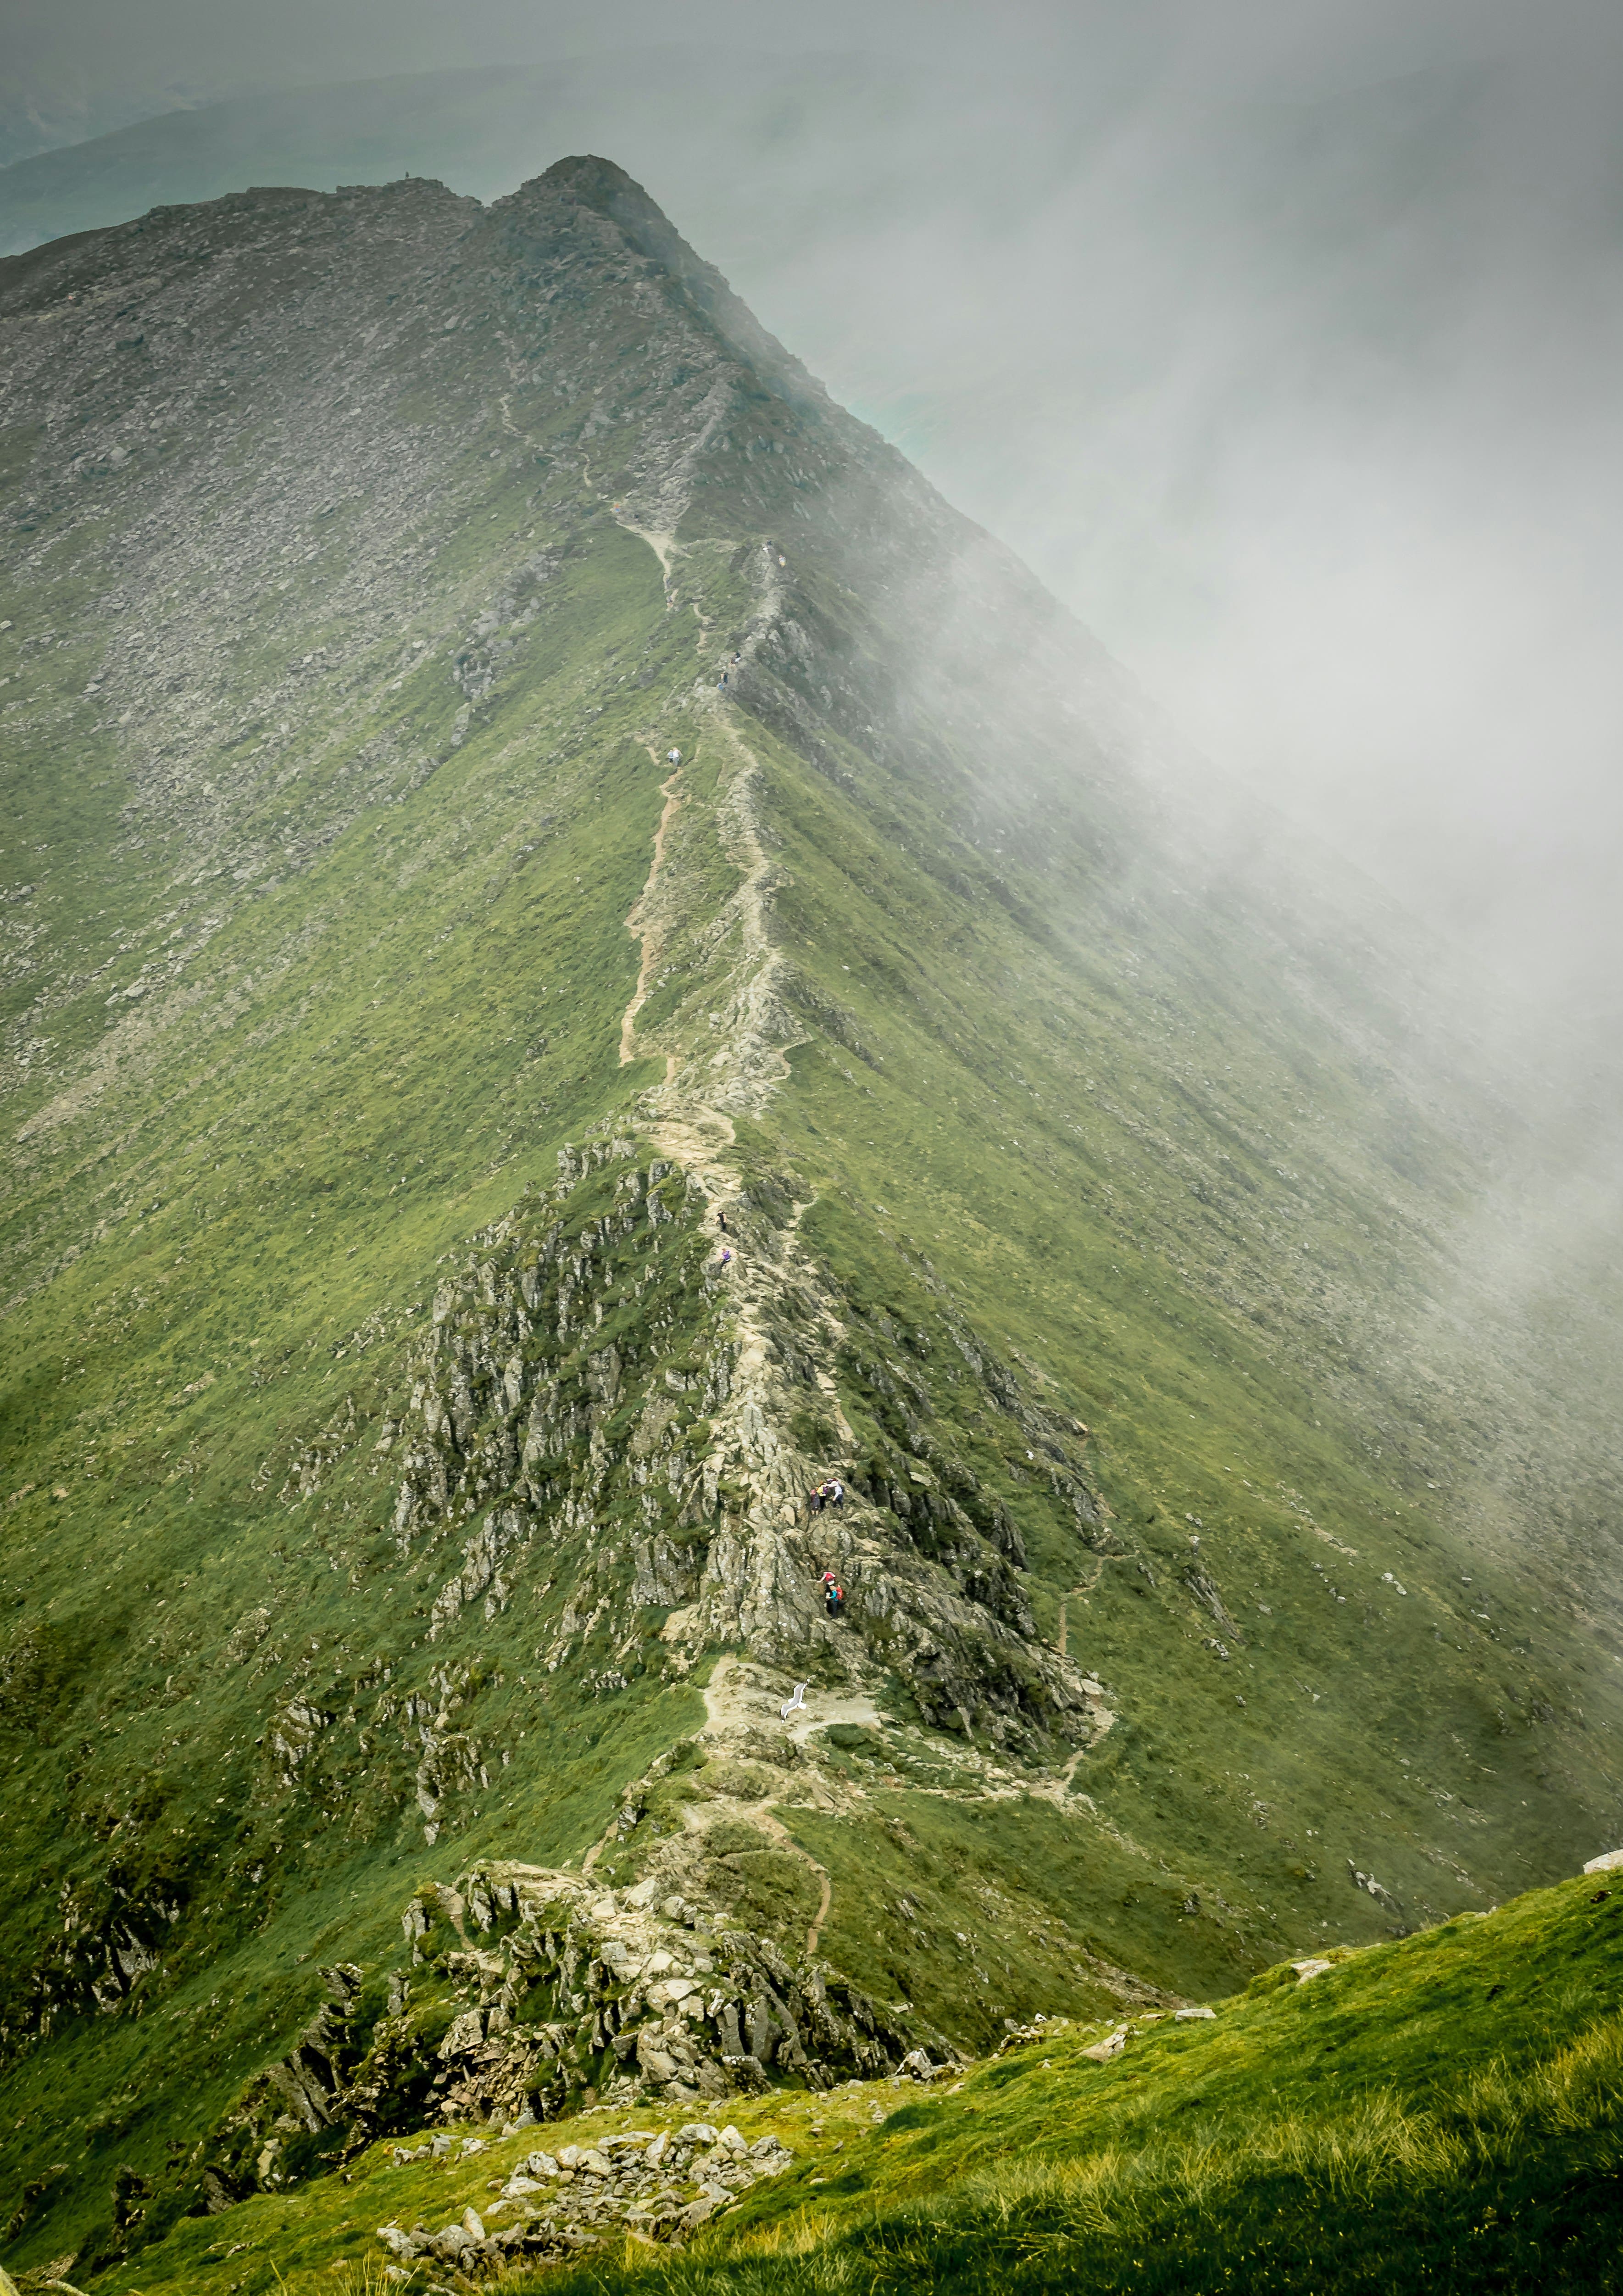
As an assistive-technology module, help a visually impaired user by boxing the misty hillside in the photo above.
[0,155,1620,2286]
[16,35,1623,1016]
[7,43,1622,366]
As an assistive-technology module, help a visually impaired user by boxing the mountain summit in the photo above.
[1,159,1619,2279]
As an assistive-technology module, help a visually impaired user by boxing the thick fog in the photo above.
[7,0,1622,1057]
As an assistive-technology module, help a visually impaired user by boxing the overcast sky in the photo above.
[6,0,1621,1054]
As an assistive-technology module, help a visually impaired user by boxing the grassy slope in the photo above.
[0,189,665,2257]
[728,681,1620,1934]
[0,282,714,2249]
[92,1862,1623,2294]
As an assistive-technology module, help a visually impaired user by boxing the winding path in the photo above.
[619,755,684,1067]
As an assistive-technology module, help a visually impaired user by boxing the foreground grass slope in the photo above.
[83,1861,1623,2294]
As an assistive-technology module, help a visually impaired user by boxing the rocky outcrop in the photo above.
[367,1134,1109,1759]
[201,1861,937,2205]
[378,2118,794,2276]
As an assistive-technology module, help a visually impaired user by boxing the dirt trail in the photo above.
[619,755,684,1066]
[692,697,795,1109]
[609,527,866,1702]
[612,514,682,601]
[579,1822,616,1878]
[615,532,793,1125]
[697,1656,860,1954]
[1056,1554,1122,1656]
[757,1810,833,1953]
[672,546,797,1120]
[615,528,852,1494]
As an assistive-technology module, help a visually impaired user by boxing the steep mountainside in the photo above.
[1,158,1620,2281]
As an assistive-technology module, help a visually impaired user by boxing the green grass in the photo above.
[517,1867,1623,2295]
[79,1864,1623,2295]
[717,685,1620,1932]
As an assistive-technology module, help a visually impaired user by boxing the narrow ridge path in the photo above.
[756,1810,834,1955]
[619,752,683,1066]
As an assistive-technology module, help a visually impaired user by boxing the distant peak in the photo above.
[500,154,825,417]
[537,153,648,203]
[530,153,676,243]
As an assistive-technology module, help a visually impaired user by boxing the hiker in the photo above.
[824,1579,845,1619]
[718,1246,732,1268]
[830,1478,844,1509]
[717,1208,728,1233]
[667,747,681,765]
[809,1486,824,1516]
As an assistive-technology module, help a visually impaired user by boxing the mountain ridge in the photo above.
[1,155,1620,2282]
